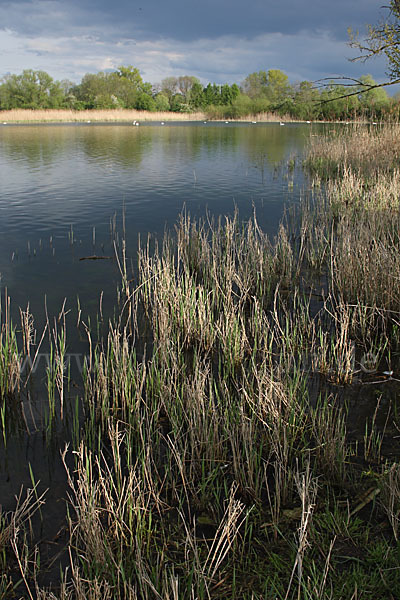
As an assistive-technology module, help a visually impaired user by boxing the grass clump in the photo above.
[0,294,20,401]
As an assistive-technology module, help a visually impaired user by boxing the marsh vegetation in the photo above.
[1,124,400,598]
[0,109,207,123]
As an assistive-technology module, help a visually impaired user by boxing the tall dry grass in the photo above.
[305,125,400,316]
[306,122,400,178]
[13,200,400,597]
[0,109,207,123]
[0,108,314,124]
[52,210,376,597]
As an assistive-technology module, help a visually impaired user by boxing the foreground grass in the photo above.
[2,124,400,598]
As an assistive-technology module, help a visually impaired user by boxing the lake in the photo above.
[0,122,314,320]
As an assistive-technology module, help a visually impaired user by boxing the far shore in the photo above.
[0,108,385,125]
[0,108,306,124]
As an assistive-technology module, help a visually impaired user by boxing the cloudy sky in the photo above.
[0,0,393,89]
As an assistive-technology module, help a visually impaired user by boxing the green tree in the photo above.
[220,83,239,105]
[74,72,114,108]
[161,77,179,100]
[241,70,267,99]
[188,81,205,108]
[154,93,170,111]
[135,92,156,111]
[203,83,218,105]
[116,65,143,87]
[0,70,66,109]
[293,81,321,120]
[320,83,360,120]
[265,69,293,106]
[115,66,153,108]
[170,94,188,112]
[73,67,153,110]
[227,93,253,118]
[358,74,389,115]
[177,76,200,102]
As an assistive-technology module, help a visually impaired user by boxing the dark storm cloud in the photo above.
[100,0,384,42]
[0,0,394,88]
[0,0,386,43]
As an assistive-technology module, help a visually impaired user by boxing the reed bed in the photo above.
[0,108,312,124]
[34,210,399,597]
[306,122,400,178]
[0,109,207,123]
[305,124,400,321]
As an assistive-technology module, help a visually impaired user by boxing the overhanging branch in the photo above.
[312,76,400,104]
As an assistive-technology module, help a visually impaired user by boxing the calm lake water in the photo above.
[0,121,316,322]
[0,122,318,571]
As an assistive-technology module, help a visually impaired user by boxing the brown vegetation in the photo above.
[0,108,207,123]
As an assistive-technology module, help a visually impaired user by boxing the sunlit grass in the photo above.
[0,108,323,124]
[0,108,207,123]
[306,122,400,178]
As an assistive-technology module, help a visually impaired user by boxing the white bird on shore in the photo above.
[280,122,284,126]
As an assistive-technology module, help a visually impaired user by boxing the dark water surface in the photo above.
[0,121,317,584]
[0,122,314,318]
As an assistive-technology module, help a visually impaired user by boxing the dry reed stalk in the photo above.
[232,111,298,122]
[0,293,21,396]
[379,463,400,541]
[311,396,347,482]
[0,484,47,552]
[0,485,48,599]
[203,483,246,582]
[19,304,35,358]
[314,300,356,384]
[62,440,158,594]
[179,482,246,591]
[36,569,129,599]
[285,462,318,600]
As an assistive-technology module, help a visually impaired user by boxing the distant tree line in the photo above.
[0,65,396,120]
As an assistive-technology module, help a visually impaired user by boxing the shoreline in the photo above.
[0,107,341,124]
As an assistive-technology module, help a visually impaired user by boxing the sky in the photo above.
[0,0,395,90]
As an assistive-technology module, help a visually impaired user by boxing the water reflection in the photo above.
[0,121,310,169]
[0,122,316,322]
[78,125,152,168]
[0,124,73,166]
